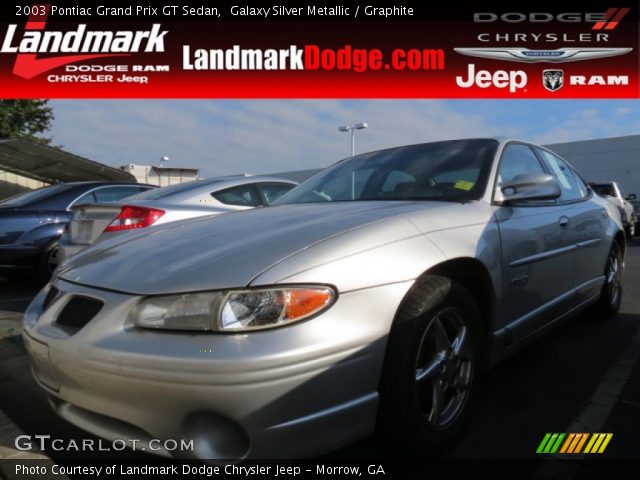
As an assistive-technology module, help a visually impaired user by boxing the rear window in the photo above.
[125,180,215,201]
[0,184,73,207]
[213,184,260,206]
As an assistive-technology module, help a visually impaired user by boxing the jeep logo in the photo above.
[456,64,528,93]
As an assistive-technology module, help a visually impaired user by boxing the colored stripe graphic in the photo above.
[536,433,552,453]
[593,8,619,30]
[593,7,631,30]
[604,7,631,30]
[537,433,612,454]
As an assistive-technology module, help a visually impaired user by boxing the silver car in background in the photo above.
[589,181,637,239]
[23,138,625,460]
[57,175,297,263]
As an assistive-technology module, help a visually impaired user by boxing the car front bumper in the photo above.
[22,278,412,459]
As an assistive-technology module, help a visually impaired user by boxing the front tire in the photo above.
[378,276,482,455]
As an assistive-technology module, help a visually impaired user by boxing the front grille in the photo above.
[56,296,103,330]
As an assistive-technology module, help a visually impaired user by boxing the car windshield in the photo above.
[276,139,499,204]
[0,183,73,207]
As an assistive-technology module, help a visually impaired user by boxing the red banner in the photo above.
[0,3,637,98]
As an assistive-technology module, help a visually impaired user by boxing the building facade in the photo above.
[120,164,199,186]
[546,134,640,198]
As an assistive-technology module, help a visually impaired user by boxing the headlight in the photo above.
[132,286,336,332]
[133,292,224,331]
[220,287,335,331]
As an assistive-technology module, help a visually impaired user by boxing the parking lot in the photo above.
[0,239,639,462]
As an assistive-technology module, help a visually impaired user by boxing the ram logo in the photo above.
[543,70,564,92]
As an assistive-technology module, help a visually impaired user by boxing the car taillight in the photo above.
[104,205,165,232]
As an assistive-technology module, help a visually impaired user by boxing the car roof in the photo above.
[55,181,143,186]
[121,175,298,203]
[158,175,296,193]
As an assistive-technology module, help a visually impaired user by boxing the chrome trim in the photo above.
[576,238,602,249]
[509,244,576,267]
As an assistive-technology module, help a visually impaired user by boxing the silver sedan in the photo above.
[57,175,297,263]
[23,138,625,460]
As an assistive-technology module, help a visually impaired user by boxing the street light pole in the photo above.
[350,128,355,156]
[338,122,368,199]
[338,122,368,157]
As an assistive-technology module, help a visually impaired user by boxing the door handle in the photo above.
[558,216,570,227]
[601,209,609,219]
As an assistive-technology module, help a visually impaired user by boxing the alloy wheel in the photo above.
[605,250,621,307]
[47,247,59,274]
[414,307,473,429]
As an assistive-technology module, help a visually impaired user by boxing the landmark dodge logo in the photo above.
[2,5,167,79]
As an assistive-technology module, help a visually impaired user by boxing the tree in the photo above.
[0,99,54,145]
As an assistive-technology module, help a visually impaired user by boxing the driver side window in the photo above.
[498,144,546,184]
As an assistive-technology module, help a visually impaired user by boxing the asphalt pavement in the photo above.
[0,240,638,465]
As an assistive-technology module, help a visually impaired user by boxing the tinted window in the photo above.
[537,150,587,202]
[0,184,73,207]
[381,170,415,192]
[213,185,260,206]
[73,191,97,205]
[258,183,295,205]
[276,139,499,204]
[497,144,545,184]
[93,186,151,203]
[304,169,374,201]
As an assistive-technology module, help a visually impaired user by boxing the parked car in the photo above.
[23,139,625,460]
[57,176,297,263]
[0,182,153,281]
[630,196,640,236]
[589,182,637,239]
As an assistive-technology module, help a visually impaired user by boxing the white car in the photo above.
[590,182,637,239]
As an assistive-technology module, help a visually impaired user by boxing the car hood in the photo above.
[57,201,454,295]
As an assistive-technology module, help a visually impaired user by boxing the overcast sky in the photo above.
[49,100,640,177]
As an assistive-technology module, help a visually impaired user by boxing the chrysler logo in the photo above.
[454,47,632,63]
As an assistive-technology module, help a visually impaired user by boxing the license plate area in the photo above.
[23,334,59,391]
[74,220,94,244]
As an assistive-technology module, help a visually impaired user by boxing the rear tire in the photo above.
[377,276,482,456]
[36,240,59,284]
[596,242,623,318]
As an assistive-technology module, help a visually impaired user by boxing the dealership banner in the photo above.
[0,1,637,98]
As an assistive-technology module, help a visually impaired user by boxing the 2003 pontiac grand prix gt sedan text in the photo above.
[23,138,625,459]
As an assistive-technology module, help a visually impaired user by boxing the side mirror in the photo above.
[498,173,561,204]
[627,193,637,201]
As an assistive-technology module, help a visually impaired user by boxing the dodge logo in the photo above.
[543,69,564,92]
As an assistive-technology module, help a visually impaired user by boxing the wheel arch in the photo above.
[386,256,495,358]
